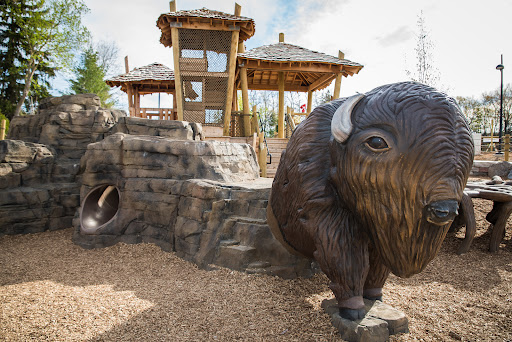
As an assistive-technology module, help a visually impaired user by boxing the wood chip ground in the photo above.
[1,195,511,341]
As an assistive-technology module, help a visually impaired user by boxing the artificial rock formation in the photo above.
[73,132,312,278]
[2,93,312,278]
[1,94,125,235]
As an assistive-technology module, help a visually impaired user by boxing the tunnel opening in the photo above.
[80,185,120,234]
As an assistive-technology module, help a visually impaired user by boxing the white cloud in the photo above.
[71,0,512,108]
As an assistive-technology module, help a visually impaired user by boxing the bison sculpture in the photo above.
[267,82,474,320]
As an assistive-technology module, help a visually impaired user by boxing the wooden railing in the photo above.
[129,107,177,121]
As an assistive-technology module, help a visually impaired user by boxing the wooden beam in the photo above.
[223,30,240,136]
[245,84,310,92]
[124,56,129,73]
[171,27,184,120]
[279,32,284,43]
[170,21,240,32]
[308,73,336,92]
[278,71,285,138]
[240,59,342,73]
[169,0,176,12]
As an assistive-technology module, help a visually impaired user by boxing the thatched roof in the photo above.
[157,8,256,48]
[106,63,175,94]
[236,43,364,92]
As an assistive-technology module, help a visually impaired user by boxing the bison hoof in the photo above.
[364,294,383,301]
[339,307,366,321]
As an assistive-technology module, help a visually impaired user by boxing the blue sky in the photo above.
[59,0,512,110]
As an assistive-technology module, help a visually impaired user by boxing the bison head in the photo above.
[329,82,474,277]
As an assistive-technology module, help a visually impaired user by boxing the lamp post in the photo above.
[496,55,504,154]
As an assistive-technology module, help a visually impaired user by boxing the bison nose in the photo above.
[425,200,459,226]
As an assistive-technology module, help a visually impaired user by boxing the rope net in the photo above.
[178,29,232,126]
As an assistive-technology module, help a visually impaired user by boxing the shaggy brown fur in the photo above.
[268,82,474,316]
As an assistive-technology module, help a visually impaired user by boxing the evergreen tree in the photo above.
[0,0,89,119]
[0,1,55,117]
[70,47,114,108]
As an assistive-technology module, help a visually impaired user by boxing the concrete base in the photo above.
[322,299,408,342]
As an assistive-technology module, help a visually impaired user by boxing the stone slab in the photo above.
[322,298,408,342]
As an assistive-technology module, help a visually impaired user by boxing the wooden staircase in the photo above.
[264,138,288,178]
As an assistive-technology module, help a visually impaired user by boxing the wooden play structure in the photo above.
[106,1,364,176]
[106,62,177,119]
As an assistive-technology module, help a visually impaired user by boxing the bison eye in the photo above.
[365,136,389,151]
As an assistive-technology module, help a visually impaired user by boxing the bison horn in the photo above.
[331,93,365,143]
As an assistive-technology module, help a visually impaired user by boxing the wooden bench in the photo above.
[453,177,512,254]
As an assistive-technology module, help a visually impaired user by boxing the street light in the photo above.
[496,55,504,154]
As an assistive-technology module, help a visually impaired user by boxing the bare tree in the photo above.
[94,40,121,77]
[406,11,440,88]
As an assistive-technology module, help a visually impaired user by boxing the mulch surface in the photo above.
[1,197,511,341]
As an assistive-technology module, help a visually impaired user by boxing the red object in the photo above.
[300,104,306,113]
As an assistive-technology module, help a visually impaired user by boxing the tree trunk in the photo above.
[13,61,37,117]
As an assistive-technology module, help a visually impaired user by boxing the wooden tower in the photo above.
[157,1,255,136]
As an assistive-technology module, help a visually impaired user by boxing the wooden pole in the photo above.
[239,42,251,136]
[278,72,285,138]
[0,119,6,140]
[134,87,140,117]
[279,32,285,43]
[124,56,134,116]
[251,105,259,134]
[223,30,240,136]
[258,131,267,177]
[169,0,176,12]
[171,27,184,121]
[505,134,510,161]
[332,51,344,99]
[124,56,130,73]
[307,90,313,115]
[172,90,177,120]
[234,3,241,16]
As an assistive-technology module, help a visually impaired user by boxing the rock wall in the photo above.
[73,133,312,278]
[1,94,125,235]
[0,140,79,234]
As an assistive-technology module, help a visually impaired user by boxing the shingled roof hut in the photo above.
[106,62,177,120]
[236,33,363,138]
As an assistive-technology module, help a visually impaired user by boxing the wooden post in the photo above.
[278,72,285,138]
[124,56,130,73]
[251,105,259,134]
[234,3,241,16]
[307,90,313,116]
[169,0,176,12]
[239,43,251,136]
[223,29,240,136]
[124,56,134,116]
[0,119,6,140]
[279,32,284,43]
[333,51,344,100]
[258,132,267,177]
[171,27,184,121]
[172,90,177,120]
[134,87,140,117]
[505,134,510,161]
